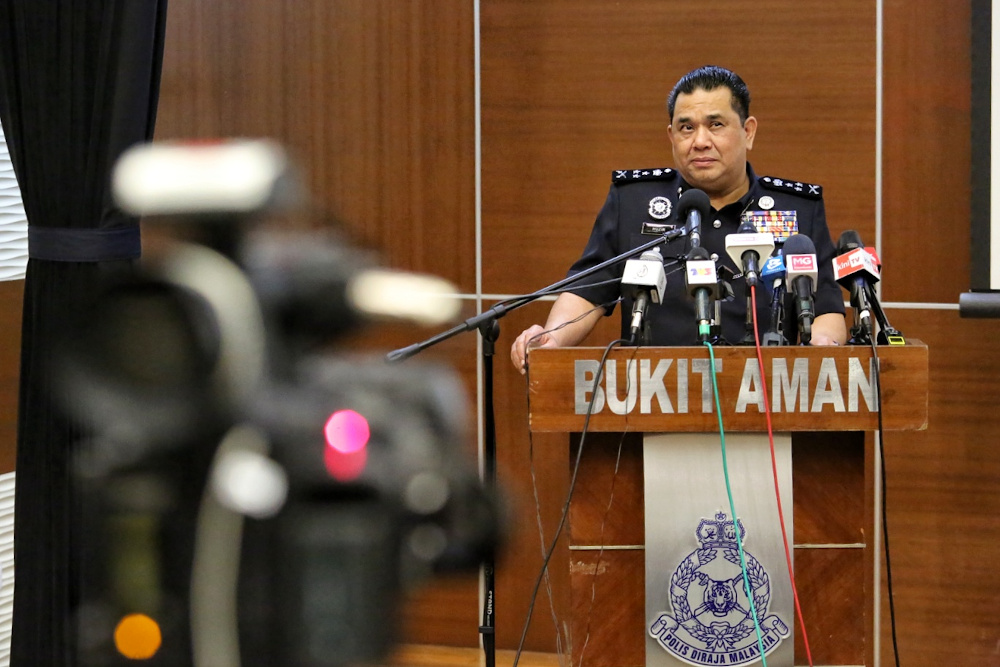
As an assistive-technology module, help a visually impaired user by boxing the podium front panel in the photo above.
[644,433,794,667]
[528,344,928,433]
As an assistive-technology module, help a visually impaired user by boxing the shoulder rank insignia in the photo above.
[759,175,822,200]
[612,167,674,184]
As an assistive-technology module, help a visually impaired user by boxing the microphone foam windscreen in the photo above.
[837,229,865,254]
[688,246,711,261]
[783,233,816,256]
[676,188,711,220]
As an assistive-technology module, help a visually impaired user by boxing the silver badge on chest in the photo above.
[758,195,775,211]
[649,196,672,220]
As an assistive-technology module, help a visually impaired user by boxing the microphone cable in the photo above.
[704,341,769,667]
[868,338,901,667]
[516,316,627,667]
[748,285,815,666]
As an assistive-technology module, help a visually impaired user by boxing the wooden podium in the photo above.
[527,343,928,667]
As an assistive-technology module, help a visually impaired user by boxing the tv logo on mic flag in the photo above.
[787,254,816,273]
[686,261,716,286]
[833,248,880,282]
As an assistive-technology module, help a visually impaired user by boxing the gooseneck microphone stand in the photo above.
[386,227,685,667]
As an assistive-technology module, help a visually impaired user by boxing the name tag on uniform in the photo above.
[641,222,677,236]
[742,211,798,242]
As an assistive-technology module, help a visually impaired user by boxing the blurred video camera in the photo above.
[54,140,498,666]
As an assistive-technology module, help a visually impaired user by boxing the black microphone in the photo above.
[783,234,818,345]
[677,188,711,251]
[833,230,877,342]
[620,247,667,344]
[684,246,718,342]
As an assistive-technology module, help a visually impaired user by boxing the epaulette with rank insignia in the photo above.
[612,168,675,184]
[759,175,822,200]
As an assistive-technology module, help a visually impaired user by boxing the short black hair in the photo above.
[667,65,751,123]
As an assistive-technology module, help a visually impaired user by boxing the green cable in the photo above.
[704,342,768,666]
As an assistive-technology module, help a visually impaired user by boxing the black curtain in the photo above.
[0,1,167,664]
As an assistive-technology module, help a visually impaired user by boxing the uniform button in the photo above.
[713,219,722,228]
[710,253,720,262]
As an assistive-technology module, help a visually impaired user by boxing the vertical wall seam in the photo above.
[873,1,884,664]
[473,0,485,464]
[473,0,487,637]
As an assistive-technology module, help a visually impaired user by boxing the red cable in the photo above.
[750,285,814,667]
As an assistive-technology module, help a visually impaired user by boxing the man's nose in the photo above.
[692,126,712,148]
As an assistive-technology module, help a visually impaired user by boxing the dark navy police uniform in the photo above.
[565,164,845,346]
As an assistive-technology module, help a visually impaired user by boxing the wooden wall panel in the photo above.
[0,279,22,473]
[875,308,1000,666]
[480,0,877,298]
[882,0,971,304]
[157,0,477,291]
[878,0,999,663]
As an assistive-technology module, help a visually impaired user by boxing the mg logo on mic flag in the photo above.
[787,254,816,273]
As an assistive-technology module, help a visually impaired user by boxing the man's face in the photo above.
[668,86,757,199]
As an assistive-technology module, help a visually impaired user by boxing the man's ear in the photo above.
[744,116,758,150]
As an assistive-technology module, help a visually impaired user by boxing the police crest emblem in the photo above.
[649,196,673,220]
[648,513,790,666]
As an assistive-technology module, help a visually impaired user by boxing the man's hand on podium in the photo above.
[807,312,848,346]
[511,325,560,375]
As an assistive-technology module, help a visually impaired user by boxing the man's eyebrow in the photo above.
[675,112,725,124]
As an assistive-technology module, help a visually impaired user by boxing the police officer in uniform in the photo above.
[511,65,847,373]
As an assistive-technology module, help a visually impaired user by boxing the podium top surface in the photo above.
[527,342,928,433]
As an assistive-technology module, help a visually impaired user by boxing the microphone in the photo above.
[621,247,667,344]
[727,219,776,344]
[783,234,818,345]
[833,230,879,342]
[685,246,718,342]
[677,189,711,251]
[760,252,788,346]
[856,246,905,343]
[833,231,905,345]
[725,220,775,288]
